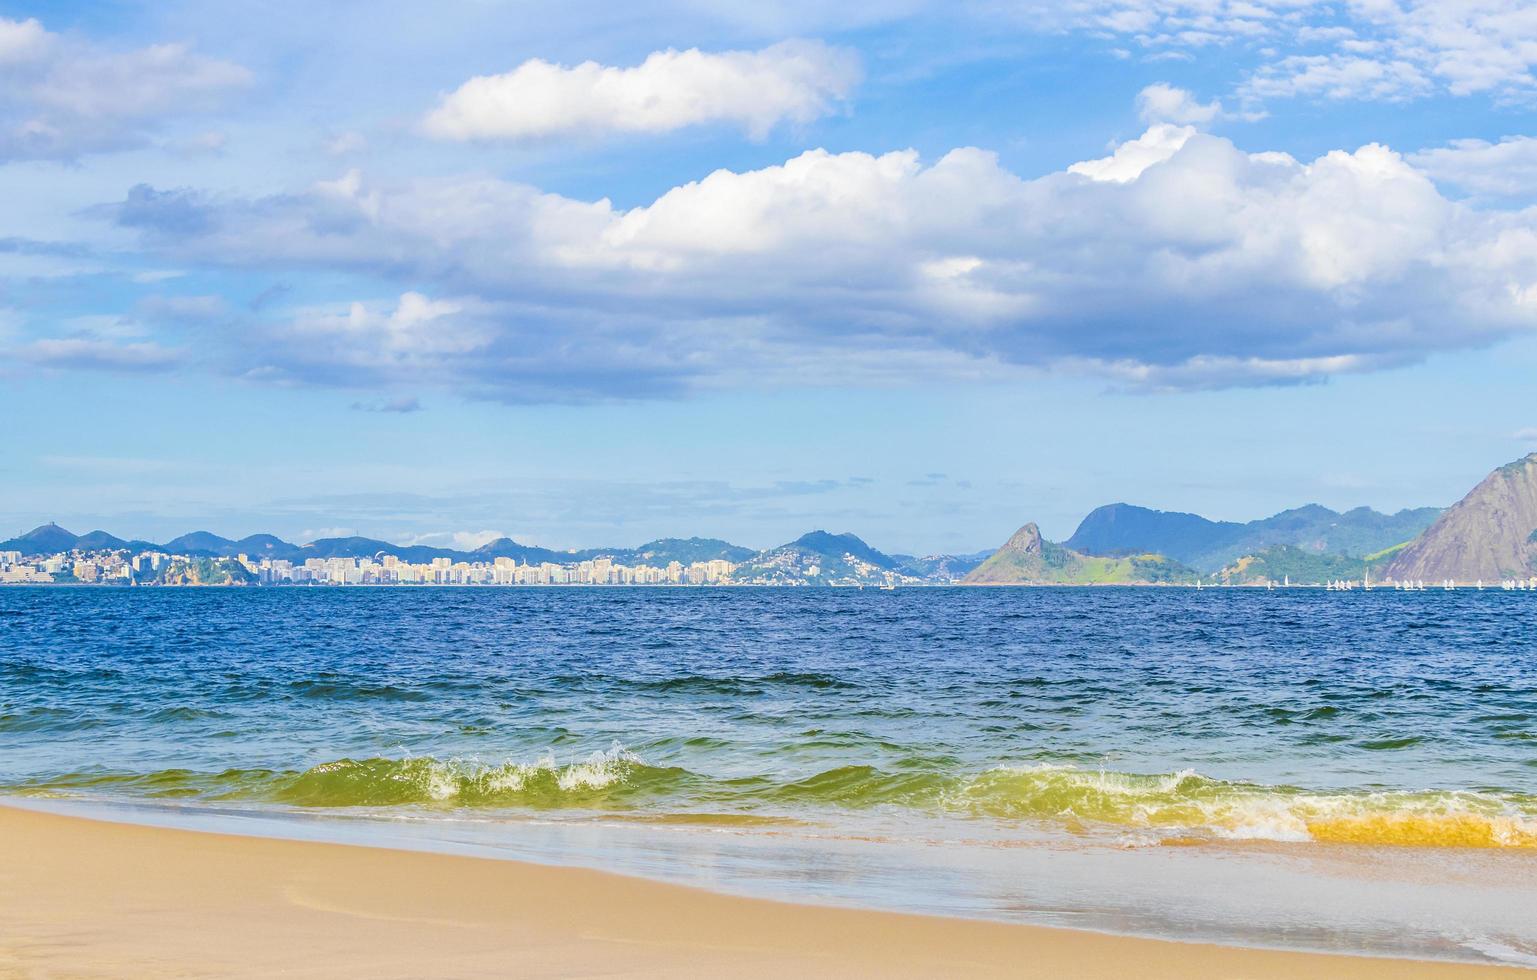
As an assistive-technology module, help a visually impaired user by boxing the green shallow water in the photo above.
[19,753,1537,848]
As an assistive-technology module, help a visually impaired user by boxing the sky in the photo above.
[3,0,1537,555]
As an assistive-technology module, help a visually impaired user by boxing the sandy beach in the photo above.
[0,804,1521,979]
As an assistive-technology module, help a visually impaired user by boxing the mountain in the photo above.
[0,524,151,555]
[162,531,239,555]
[0,523,83,555]
[0,522,760,569]
[466,537,571,565]
[1065,505,1223,562]
[1065,502,1441,571]
[73,530,138,551]
[232,534,304,560]
[729,530,912,586]
[789,531,899,569]
[963,523,1197,585]
[1384,454,1537,583]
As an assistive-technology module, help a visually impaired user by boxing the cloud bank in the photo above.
[93,125,1537,398]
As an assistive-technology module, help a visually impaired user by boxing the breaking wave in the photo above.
[11,754,1536,848]
[955,765,1537,848]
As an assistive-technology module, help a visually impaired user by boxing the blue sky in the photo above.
[3,0,1537,554]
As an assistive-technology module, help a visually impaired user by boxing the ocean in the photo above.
[3,586,1535,965]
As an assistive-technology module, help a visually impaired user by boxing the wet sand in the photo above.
[0,804,1520,979]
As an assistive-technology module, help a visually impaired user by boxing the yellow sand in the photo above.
[0,805,1520,979]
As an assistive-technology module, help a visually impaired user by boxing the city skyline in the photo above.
[5,2,1537,554]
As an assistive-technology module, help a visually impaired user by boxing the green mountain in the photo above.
[0,523,157,555]
[162,531,239,554]
[1,523,84,555]
[963,523,1198,585]
[1384,454,1537,583]
[588,537,757,566]
[1065,503,1441,572]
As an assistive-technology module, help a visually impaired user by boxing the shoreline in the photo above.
[0,803,1523,979]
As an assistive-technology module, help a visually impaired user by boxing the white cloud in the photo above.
[1136,83,1222,125]
[1410,137,1537,199]
[11,337,181,371]
[0,16,250,160]
[108,126,1537,395]
[0,16,47,64]
[1241,54,1431,101]
[453,529,507,550]
[1008,1,1537,104]
[1068,124,1194,182]
[1516,426,1537,442]
[423,39,859,141]
[272,292,488,376]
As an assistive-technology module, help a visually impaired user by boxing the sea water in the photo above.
[2,587,1535,964]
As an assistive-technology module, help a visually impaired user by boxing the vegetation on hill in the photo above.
[1217,546,1365,585]
[154,558,259,586]
[964,523,1198,585]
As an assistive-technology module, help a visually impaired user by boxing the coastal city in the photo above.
[0,548,739,588]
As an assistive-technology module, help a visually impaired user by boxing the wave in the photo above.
[10,754,1535,849]
[271,747,692,807]
[955,766,1537,848]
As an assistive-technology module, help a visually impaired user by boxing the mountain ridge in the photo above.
[1065,502,1441,571]
[0,524,767,570]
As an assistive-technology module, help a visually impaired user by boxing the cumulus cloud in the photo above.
[101,126,1537,396]
[423,39,859,141]
[0,16,250,160]
[1068,123,1193,182]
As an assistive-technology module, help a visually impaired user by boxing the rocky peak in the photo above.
[1384,454,1537,582]
[1002,523,1043,555]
